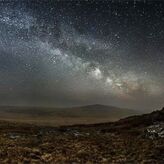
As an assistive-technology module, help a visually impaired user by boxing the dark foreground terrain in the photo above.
[0,108,164,163]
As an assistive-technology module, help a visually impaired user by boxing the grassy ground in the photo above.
[0,119,163,163]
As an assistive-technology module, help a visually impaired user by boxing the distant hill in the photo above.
[0,104,140,126]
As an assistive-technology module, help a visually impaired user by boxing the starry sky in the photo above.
[0,0,163,110]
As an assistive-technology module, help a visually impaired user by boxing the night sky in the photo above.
[0,0,163,110]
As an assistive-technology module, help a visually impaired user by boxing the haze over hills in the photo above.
[0,104,140,126]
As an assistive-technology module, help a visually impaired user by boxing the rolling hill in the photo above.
[0,104,140,126]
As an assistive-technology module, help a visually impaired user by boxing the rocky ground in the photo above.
[0,108,164,163]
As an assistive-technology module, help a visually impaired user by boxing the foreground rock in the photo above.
[144,122,164,139]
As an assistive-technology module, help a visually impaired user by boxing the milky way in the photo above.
[0,0,163,110]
